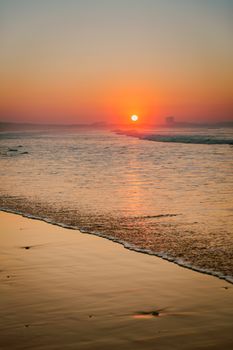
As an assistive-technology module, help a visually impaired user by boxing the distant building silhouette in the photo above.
[166,116,175,125]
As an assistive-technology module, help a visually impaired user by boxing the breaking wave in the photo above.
[116,130,233,145]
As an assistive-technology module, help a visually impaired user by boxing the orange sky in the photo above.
[0,0,233,124]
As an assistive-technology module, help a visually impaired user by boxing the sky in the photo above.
[0,0,233,125]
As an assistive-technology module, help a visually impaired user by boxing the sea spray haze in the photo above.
[0,127,233,281]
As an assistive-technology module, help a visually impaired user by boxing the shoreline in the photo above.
[1,207,232,285]
[1,211,233,349]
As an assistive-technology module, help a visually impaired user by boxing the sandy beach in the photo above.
[0,211,232,350]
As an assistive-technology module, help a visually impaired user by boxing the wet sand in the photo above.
[0,211,233,350]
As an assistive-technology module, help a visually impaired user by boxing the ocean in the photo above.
[0,126,232,282]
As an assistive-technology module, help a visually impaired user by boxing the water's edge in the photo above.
[1,207,232,285]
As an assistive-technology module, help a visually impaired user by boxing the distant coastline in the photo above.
[1,120,233,132]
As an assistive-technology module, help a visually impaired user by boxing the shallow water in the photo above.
[0,127,233,280]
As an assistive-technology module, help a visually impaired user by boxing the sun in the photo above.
[131,115,138,122]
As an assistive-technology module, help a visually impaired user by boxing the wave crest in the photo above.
[116,130,233,145]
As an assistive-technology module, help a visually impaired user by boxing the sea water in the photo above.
[0,126,232,282]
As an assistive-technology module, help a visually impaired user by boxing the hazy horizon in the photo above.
[1,0,233,125]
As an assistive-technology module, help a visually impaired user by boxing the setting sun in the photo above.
[131,115,138,122]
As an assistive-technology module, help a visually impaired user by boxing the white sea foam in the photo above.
[1,207,233,285]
